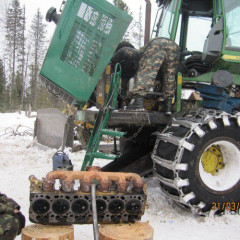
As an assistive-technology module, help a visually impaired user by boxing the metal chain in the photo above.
[125,119,148,142]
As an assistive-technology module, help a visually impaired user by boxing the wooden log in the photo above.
[21,224,74,240]
[99,221,154,240]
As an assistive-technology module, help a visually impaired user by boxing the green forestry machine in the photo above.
[38,0,240,215]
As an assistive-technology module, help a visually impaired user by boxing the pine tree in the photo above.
[0,59,6,111]
[0,59,5,95]
[28,8,47,109]
[17,5,26,106]
[12,70,22,107]
[27,9,65,110]
[4,0,25,109]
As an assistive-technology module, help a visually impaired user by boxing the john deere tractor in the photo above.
[38,0,240,215]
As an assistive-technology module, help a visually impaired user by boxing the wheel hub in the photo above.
[201,145,224,176]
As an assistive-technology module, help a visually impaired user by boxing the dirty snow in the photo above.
[0,112,239,240]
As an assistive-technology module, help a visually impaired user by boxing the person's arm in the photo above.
[0,193,20,214]
[0,193,25,235]
[0,202,15,215]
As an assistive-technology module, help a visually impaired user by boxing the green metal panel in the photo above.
[182,56,240,86]
[170,0,182,41]
[39,0,132,107]
[176,73,182,113]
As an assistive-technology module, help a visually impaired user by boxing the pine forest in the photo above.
[0,0,144,112]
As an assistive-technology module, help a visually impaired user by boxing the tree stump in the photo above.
[99,221,154,240]
[21,224,74,240]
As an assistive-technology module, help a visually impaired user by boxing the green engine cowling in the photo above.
[39,0,132,108]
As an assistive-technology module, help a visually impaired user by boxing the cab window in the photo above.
[224,0,240,49]
[186,17,211,52]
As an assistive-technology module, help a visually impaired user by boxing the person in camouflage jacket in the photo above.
[131,37,180,113]
[0,193,25,240]
[112,37,180,114]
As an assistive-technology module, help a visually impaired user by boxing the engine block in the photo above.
[29,167,147,224]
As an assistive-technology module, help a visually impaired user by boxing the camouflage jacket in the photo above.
[0,193,20,216]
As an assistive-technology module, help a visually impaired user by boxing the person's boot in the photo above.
[127,95,145,110]
[165,98,173,115]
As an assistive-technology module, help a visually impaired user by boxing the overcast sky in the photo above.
[19,0,150,40]
[0,0,150,54]
[0,0,210,51]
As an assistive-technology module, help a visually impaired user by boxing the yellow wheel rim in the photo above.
[201,145,224,176]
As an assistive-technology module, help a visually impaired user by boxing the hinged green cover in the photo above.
[39,0,132,106]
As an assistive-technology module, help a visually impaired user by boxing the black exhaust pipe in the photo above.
[46,7,60,24]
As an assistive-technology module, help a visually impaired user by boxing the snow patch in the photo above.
[0,112,239,240]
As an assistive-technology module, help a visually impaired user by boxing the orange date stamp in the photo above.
[212,202,240,213]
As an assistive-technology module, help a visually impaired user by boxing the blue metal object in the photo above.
[196,83,240,114]
[52,151,73,170]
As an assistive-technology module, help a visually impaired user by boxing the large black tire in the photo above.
[152,109,240,215]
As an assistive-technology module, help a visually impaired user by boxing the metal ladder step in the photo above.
[101,129,126,138]
[88,152,118,160]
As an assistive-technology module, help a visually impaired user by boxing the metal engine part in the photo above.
[211,70,233,88]
[29,167,147,224]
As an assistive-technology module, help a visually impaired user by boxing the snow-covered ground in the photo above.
[0,112,239,240]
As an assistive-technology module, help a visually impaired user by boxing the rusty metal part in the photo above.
[43,169,145,193]
[87,166,101,172]
[29,175,43,193]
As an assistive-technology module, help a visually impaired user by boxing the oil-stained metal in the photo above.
[29,175,43,193]
[81,109,171,127]
[29,168,147,225]
[42,169,145,193]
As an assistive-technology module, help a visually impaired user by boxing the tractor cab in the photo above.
[153,0,240,85]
